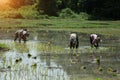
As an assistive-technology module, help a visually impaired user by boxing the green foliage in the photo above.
[77,12,90,20]
[57,0,82,13]
[37,15,50,19]
[0,7,17,18]
[81,0,120,20]
[4,0,120,20]
[36,0,58,16]
[5,12,24,19]
[59,9,90,20]
[0,5,40,19]
[0,43,9,50]
[59,8,77,18]
[18,5,40,19]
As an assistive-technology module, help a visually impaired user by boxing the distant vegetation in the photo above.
[0,0,120,37]
[0,0,120,20]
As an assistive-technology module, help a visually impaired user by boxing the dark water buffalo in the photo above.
[14,29,29,43]
[70,33,79,49]
[90,34,101,48]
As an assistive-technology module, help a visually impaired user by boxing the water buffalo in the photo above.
[70,33,79,49]
[90,34,101,48]
[14,29,29,43]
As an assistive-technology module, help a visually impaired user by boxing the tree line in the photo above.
[8,0,120,20]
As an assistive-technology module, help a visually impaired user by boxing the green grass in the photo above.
[37,42,64,54]
[0,18,120,37]
[1,18,120,28]
[0,43,9,50]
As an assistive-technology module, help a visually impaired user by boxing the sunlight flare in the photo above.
[0,0,9,4]
[0,0,10,9]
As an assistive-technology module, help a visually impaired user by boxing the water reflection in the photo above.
[0,40,68,80]
[0,30,120,80]
[14,42,29,53]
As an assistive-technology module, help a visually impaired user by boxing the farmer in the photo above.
[70,33,79,49]
[14,29,29,43]
[90,34,101,48]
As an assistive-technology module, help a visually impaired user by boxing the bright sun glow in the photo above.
[0,0,10,9]
[0,0,9,5]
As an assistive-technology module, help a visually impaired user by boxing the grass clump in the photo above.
[37,43,64,54]
[96,78,102,80]
[31,63,37,68]
[7,66,11,69]
[98,67,103,72]
[81,66,86,70]
[28,54,32,58]
[0,43,9,51]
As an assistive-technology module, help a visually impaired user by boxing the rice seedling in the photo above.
[31,63,37,68]
[32,56,37,59]
[37,43,64,54]
[7,66,11,69]
[98,67,103,72]
[27,53,32,58]
[81,66,86,70]
[0,27,119,80]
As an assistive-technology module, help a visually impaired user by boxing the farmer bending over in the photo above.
[90,34,101,48]
[14,29,29,43]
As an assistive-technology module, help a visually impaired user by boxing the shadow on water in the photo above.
[0,30,120,80]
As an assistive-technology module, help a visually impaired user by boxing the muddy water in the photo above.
[0,30,120,80]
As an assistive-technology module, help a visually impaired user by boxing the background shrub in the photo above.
[59,8,77,18]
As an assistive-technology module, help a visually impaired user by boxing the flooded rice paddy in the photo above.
[0,29,120,80]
